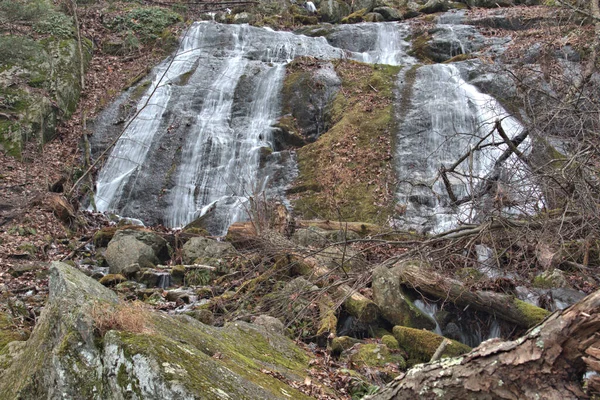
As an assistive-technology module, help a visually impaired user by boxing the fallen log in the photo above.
[286,254,380,324]
[396,260,549,328]
[369,288,600,399]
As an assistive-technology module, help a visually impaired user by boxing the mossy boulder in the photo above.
[348,343,406,369]
[181,236,236,265]
[0,32,91,158]
[319,0,352,23]
[393,326,471,364]
[372,265,436,330]
[533,269,569,289]
[0,262,321,399]
[98,274,127,287]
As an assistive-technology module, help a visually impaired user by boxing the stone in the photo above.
[0,262,317,399]
[347,343,406,369]
[291,227,330,247]
[364,12,385,22]
[233,12,251,23]
[187,309,214,325]
[533,269,569,289]
[253,315,285,334]
[418,0,449,13]
[319,0,351,23]
[373,6,402,20]
[98,274,127,287]
[280,60,341,143]
[181,236,235,265]
[371,265,436,330]
[105,230,170,275]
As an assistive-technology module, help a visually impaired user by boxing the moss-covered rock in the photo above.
[320,0,352,23]
[381,334,399,350]
[0,25,91,158]
[0,262,323,399]
[290,61,400,224]
[330,335,362,355]
[348,343,406,369]
[98,274,127,287]
[392,326,471,364]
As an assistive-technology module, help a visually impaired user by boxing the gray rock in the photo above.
[281,61,341,142]
[233,12,252,23]
[182,236,236,264]
[372,265,436,329]
[0,262,315,399]
[253,315,285,334]
[319,0,351,23]
[364,12,385,22]
[105,230,170,274]
[292,227,330,247]
[373,6,402,21]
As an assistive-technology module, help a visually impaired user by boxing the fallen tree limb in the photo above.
[369,288,600,399]
[285,254,380,324]
[395,260,549,328]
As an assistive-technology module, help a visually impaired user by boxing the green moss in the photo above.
[393,326,471,364]
[409,32,434,63]
[291,61,401,224]
[331,336,361,355]
[350,343,406,369]
[0,313,22,350]
[381,335,399,350]
[513,299,550,327]
[341,8,368,23]
[130,80,151,101]
[93,226,119,247]
[114,315,314,398]
[444,53,474,63]
[99,274,127,286]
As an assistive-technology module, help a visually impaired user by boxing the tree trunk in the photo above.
[369,289,600,400]
[396,260,549,328]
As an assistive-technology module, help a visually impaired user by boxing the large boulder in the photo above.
[182,236,236,264]
[0,262,317,399]
[372,265,436,330]
[105,229,170,274]
[319,0,352,23]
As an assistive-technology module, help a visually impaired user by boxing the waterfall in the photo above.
[94,22,410,234]
[94,27,205,212]
[355,22,415,66]
[394,63,540,233]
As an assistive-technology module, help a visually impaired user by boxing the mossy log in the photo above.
[295,220,383,237]
[396,260,549,328]
[370,289,600,399]
[392,326,471,364]
[289,254,380,324]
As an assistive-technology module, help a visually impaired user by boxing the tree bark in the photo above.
[369,289,600,399]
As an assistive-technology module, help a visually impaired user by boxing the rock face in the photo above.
[0,262,315,399]
[0,33,91,158]
[105,230,170,274]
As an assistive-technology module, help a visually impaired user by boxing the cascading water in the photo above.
[394,63,540,233]
[92,21,411,234]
